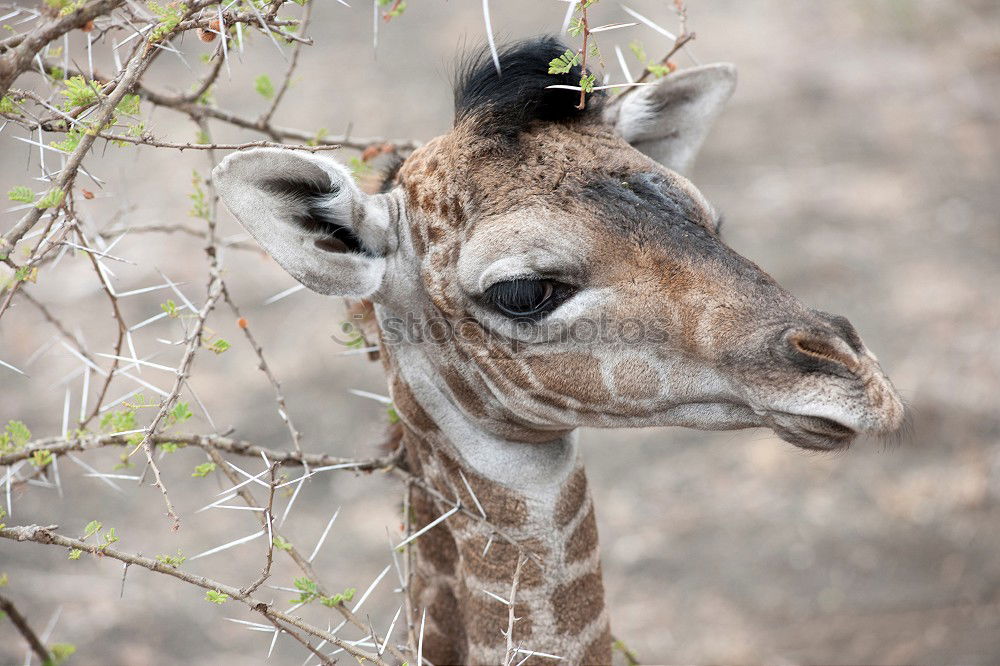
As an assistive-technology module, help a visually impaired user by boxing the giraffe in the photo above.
[213,38,904,664]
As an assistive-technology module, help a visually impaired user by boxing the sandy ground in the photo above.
[2,1,999,663]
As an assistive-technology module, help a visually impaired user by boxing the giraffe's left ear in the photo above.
[213,148,396,298]
[605,63,736,175]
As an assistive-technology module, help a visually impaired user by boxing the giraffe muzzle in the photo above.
[746,315,905,449]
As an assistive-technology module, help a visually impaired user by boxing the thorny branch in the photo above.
[262,615,336,666]
[207,449,412,665]
[70,226,126,429]
[223,284,303,457]
[0,524,391,666]
[503,553,526,665]
[0,432,403,469]
[0,592,52,665]
[241,461,278,596]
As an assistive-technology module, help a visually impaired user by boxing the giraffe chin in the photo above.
[764,412,858,451]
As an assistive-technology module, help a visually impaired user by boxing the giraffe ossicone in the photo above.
[214,37,904,665]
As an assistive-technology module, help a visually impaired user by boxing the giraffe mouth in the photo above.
[765,412,858,451]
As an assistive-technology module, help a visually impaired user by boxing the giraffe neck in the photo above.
[382,334,612,663]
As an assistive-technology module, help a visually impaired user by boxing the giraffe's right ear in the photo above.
[604,63,736,175]
[213,148,395,298]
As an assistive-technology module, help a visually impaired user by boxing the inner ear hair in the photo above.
[261,175,373,256]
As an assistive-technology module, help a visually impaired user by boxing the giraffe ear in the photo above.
[213,148,395,298]
[605,63,736,175]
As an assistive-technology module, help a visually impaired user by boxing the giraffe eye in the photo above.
[485,279,569,321]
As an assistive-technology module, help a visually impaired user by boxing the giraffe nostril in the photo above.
[815,311,865,354]
[781,328,860,378]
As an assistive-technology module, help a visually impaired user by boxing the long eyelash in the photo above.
[485,279,575,322]
[490,280,545,309]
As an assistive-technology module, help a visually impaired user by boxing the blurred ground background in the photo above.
[2,0,999,663]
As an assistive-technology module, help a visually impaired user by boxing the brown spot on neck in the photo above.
[552,570,606,635]
[555,466,588,528]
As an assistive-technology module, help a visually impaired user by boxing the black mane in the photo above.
[454,36,606,139]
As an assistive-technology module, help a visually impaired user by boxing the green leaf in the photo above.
[294,576,317,592]
[68,548,82,560]
[47,643,76,665]
[207,339,230,354]
[567,18,584,37]
[646,63,672,78]
[59,75,99,111]
[160,299,178,317]
[116,93,141,116]
[50,127,84,153]
[83,520,102,539]
[205,589,228,604]
[6,421,30,446]
[1,421,32,454]
[50,0,84,15]
[13,265,37,283]
[272,535,293,551]
[156,549,186,568]
[100,527,119,550]
[30,449,53,468]
[100,408,136,434]
[7,185,35,203]
[148,1,187,43]
[548,49,580,75]
[126,120,145,139]
[170,402,192,425]
[0,96,17,113]
[291,576,319,604]
[579,72,597,93]
[319,587,356,607]
[160,441,185,454]
[192,462,216,477]
[628,40,647,64]
[7,186,32,203]
[254,74,275,100]
[34,187,65,210]
[188,171,209,220]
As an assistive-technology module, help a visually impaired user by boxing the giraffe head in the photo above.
[214,38,904,452]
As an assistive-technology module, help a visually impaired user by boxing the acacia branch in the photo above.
[0,524,389,666]
[0,119,345,151]
[71,226,127,430]
[1,18,159,254]
[207,449,412,664]
[22,60,421,153]
[0,0,126,95]
[0,592,52,664]
[241,462,278,596]
[0,432,403,469]
[263,615,335,666]
[223,284,303,456]
[632,31,696,85]
[261,0,313,125]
